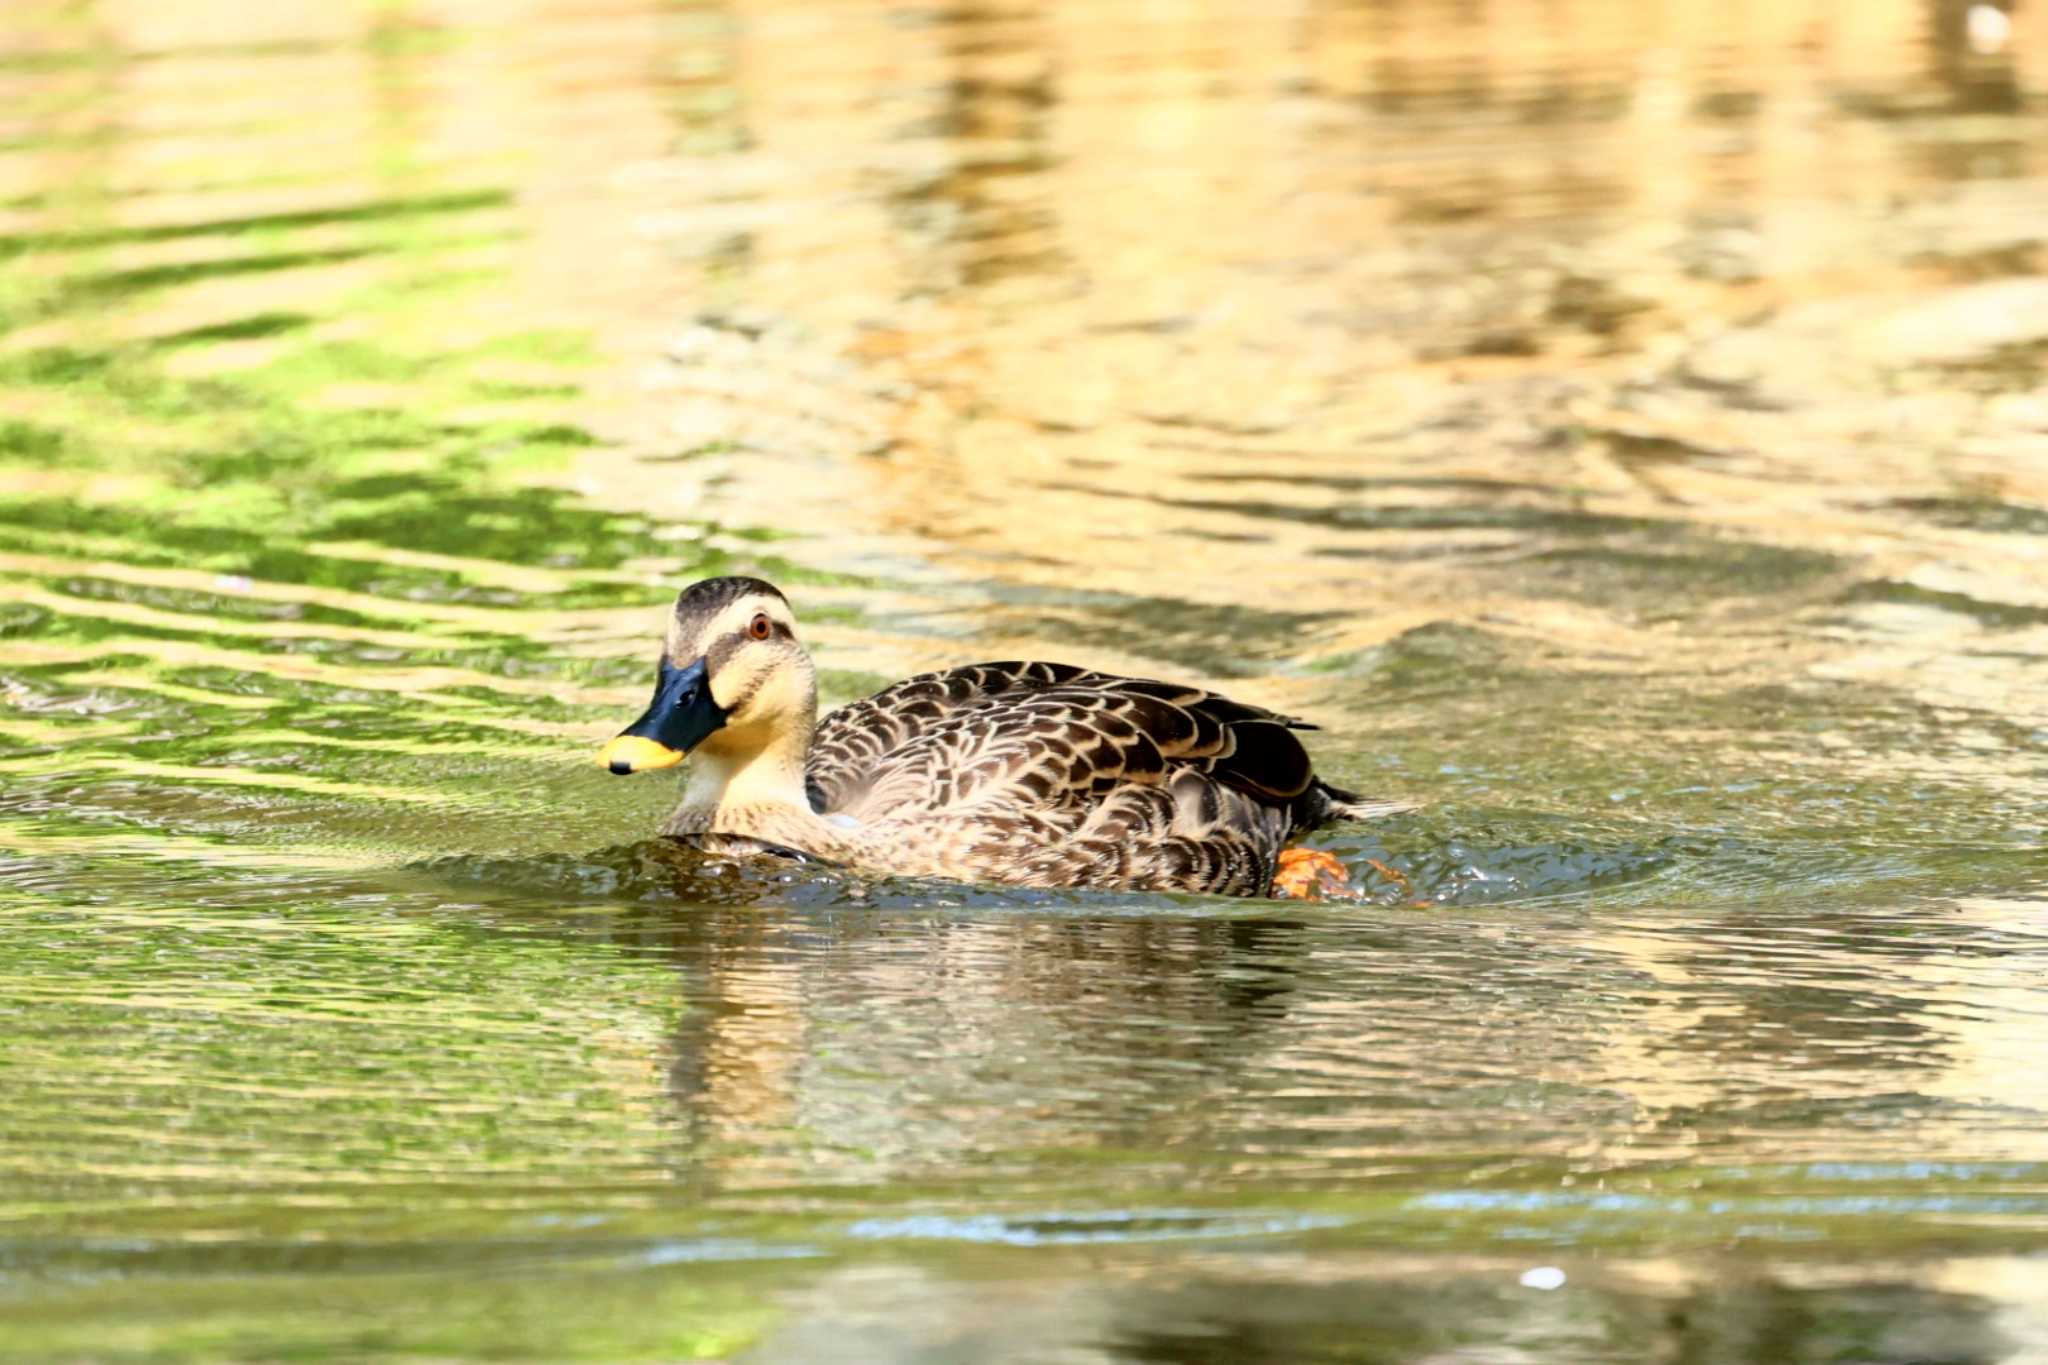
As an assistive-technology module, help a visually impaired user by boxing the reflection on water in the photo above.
[3,0,2048,1359]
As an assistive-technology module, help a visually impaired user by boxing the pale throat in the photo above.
[674,714,817,830]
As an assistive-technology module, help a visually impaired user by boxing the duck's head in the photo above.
[597,576,813,775]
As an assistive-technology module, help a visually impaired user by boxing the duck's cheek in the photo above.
[706,660,771,718]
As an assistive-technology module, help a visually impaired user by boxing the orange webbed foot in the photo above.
[1272,847,1350,900]
[1273,850,1431,905]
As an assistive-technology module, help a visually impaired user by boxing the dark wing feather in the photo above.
[807,659,1396,895]
[808,661,1094,811]
[1097,677,1316,729]
[1038,686,1316,806]
[1198,718,1315,802]
[836,690,1167,821]
[812,660,1320,816]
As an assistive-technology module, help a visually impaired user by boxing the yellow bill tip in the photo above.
[597,734,684,775]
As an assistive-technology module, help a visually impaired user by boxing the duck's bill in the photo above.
[595,734,683,774]
[597,656,727,775]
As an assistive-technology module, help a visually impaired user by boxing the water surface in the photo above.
[4,0,2048,1359]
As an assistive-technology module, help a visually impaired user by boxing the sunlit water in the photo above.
[4,0,2048,1359]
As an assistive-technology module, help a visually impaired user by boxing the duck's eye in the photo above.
[747,613,773,641]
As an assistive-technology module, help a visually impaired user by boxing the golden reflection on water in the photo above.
[9,0,2047,713]
[446,0,2048,773]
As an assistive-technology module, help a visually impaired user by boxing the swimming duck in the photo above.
[597,576,1405,897]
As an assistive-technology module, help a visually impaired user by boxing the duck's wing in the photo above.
[807,661,1100,812]
[813,662,1323,819]
[844,675,1343,894]
[816,663,1406,894]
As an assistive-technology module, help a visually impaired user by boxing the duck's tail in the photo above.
[1303,779,1415,830]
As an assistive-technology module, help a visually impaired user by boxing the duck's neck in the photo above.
[661,715,848,855]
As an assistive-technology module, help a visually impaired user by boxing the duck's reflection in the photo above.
[429,827,2048,1194]
[1095,1267,2016,1365]
[743,1253,2025,1364]
[641,892,1320,1171]
[474,841,2034,1195]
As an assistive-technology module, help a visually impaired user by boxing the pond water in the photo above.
[4,0,2048,1359]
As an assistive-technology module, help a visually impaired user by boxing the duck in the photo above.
[596,576,1407,898]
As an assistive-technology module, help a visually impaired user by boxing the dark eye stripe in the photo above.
[705,635,741,674]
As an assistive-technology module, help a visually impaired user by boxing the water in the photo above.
[3,0,2048,1359]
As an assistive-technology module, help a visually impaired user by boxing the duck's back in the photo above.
[806,662,1388,895]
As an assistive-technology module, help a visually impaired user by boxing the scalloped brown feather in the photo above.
[798,661,1398,896]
